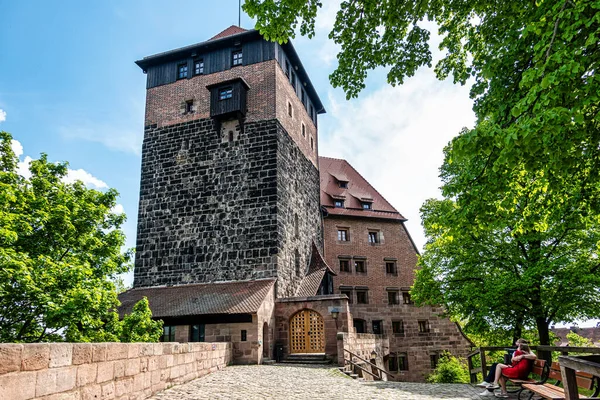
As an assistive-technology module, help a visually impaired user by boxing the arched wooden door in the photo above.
[289,309,325,353]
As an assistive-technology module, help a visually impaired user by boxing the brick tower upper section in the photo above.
[133,27,325,297]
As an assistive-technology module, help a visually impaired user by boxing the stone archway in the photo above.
[289,309,325,354]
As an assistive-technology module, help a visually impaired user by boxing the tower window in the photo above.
[177,63,188,79]
[339,259,350,272]
[295,249,301,276]
[241,330,247,341]
[301,123,306,138]
[194,59,204,75]
[310,137,314,150]
[387,290,399,305]
[392,320,405,335]
[334,200,344,208]
[185,100,194,113]
[356,289,368,304]
[337,229,348,241]
[232,50,243,66]
[219,87,233,100]
[228,130,234,142]
[288,102,293,118]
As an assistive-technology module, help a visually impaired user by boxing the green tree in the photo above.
[120,297,163,343]
[566,331,594,347]
[244,0,600,197]
[411,130,600,346]
[0,131,158,343]
[427,351,470,383]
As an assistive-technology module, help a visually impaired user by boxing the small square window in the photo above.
[310,136,314,150]
[219,87,233,100]
[430,354,440,369]
[339,259,350,272]
[368,231,379,244]
[387,291,399,305]
[288,102,293,118]
[177,63,188,79]
[185,99,194,113]
[362,202,372,210]
[356,290,368,304]
[418,320,430,333]
[340,288,352,303]
[355,260,366,273]
[161,325,176,342]
[194,59,204,75]
[241,330,247,342]
[232,50,243,66]
[372,320,383,335]
[334,200,344,208]
[399,353,409,371]
[339,181,348,189]
[301,123,306,138]
[392,320,404,335]
[337,229,348,241]
[386,261,397,275]
[403,292,413,304]
[389,355,398,372]
[354,319,366,333]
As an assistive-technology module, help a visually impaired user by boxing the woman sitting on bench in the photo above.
[489,342,537,398]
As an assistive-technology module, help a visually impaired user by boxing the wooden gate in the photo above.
[289,309,325,353]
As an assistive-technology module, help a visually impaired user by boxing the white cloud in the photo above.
[64,168,108,189]
[11,139,23,158]
[0,109,6,123]
[319,69,475,251]
[59,124,142,156]
[17,156,33,179]
[111,203,125,214]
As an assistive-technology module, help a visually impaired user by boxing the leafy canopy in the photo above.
[0,132,161,343]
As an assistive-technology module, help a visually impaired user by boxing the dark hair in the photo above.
[517,338,529,345]
[520,344,531,353]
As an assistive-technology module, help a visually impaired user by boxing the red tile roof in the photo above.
[551,327,600,346]
[296,243,336,297]
[118,279,275,318]
[209,25,248,41]
[319,157,406,221]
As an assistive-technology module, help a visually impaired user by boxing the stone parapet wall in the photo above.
[0,342,231,400]
[337,332,390,369]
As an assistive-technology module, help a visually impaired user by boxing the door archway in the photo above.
[289,309,325,353]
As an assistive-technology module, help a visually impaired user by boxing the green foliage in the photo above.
[566,331,594,347]
[427,351,470,383]
[120,297,163,343]
[0,131,157,343]
[411,130,600,345]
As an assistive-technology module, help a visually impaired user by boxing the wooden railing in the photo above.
[466,346,600,383]
[343,349,396,381]
[557,355,600,400]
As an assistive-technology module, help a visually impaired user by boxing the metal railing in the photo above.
[343,348,396,381]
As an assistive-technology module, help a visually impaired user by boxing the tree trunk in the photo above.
[536,316,552,363]
[512,314,524,344]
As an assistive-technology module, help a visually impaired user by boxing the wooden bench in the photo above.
[484,359,548,397]
[521,362,599,400]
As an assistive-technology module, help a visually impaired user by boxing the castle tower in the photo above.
[132,26,325,298]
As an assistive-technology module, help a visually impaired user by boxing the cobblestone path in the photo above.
[150,364,493,400]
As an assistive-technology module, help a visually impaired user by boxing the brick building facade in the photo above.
[120,25,472,381]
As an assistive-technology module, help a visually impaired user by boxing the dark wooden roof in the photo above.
[118,279,275,318]
[296,243,336,297]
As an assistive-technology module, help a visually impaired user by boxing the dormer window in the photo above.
[362,202,371,210]
[339,181,348,189]
[219,87,233,100]
[177,63,188,80]
[334,200,344,208]
[232,50,243,67]
[194,59,204,75]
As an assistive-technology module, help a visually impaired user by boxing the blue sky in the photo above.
[2,1,595,328]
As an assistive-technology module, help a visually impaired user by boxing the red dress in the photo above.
[501,350,532,379]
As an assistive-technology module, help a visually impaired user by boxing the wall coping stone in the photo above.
[276,294,348,303]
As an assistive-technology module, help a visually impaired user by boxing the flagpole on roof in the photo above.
[239,0,241,27]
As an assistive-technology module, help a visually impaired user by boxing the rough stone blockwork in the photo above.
[133,118,321,298]
[0,342,231,400]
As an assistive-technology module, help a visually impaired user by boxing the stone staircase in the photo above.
[279,353,332,365]
[338,363,365,380]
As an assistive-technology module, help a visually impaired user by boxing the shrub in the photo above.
[427,351,470,383]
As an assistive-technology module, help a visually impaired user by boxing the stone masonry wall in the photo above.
[337,332,390,381]
[323,215,473,382]
[0,342,231,400]
[134,118,321,297]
